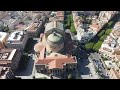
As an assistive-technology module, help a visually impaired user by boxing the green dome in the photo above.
[47,32,63,43]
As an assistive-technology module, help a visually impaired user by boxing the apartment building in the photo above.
[77,26,96,43]
[72,11,101,44]
[5,30,28,51]
[49,11,64,23]
[0,49,22,71]
[98,11,118,26]
[99,24,120,57]
[1,11,27,30]
[72,11,118,44]
[14,15,44,38]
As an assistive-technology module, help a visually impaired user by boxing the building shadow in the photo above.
[15,58,34,76]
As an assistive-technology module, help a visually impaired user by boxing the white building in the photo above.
[76,22,97,43]
[98,11,118,26]
[5,30,28,51]
[72,11,101,44]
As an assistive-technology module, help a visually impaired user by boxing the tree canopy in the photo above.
[97,30,105,37]
[93,41,103,52]
[85,42,95,50]
[105,29,112,35]
[107,21,113,28]
[100,35,107,41]
[70,23,77,34]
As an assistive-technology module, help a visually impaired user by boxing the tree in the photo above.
[93,41,103,52]
[107,21,113,28]
[70,23,77,34]
[100,35,107,41]
[85,42,95,50]
[68,74,72,79]
[67,21,71,28]
[70,15,73,23]
[64,19,67,24]
[105,29,112,35]
[97,30,105,37]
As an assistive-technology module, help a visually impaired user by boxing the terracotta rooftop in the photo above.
[38,47,46,60]
[34,42,44,52]
[36,56,77,69]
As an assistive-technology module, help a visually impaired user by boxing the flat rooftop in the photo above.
[7,30,25,43]
[0,49,16,60]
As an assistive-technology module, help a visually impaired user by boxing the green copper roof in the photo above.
[47,32,63,43]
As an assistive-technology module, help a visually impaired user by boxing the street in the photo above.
[78,58,99,79]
